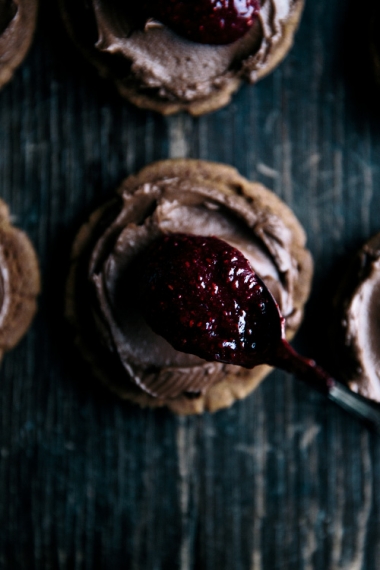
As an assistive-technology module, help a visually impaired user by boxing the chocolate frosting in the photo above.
[71,161,311,401]
[61,0,302,109]
[334,234,380,403]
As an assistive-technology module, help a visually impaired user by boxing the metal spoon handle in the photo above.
[272,339,380,433]
[327,382,380,432]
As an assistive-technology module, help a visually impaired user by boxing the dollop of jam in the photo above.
[141,233,282,367]
[141,0,260,45]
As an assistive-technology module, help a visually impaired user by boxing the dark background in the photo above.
[1,0,380,568]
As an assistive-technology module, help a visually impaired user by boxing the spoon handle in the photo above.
[273,339,380,433]
[327,382,380,433]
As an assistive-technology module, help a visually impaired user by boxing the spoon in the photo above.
[140,233,380,432]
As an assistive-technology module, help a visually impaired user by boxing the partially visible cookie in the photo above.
[66,159,313,414]
[332,233,380,403]
[0,0,39,90]
[0,200,40,361]
[59,0,304,116]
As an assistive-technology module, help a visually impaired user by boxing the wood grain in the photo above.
[0,0,380,568]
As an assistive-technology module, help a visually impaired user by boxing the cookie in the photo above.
[332,233,380,403]
[66,159,313,414]
[0,199,40,360]
[0,0,38,90]
[59,0,304,115]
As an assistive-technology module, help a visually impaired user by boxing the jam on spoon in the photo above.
[141,0,260,45]
[140,233,380,431]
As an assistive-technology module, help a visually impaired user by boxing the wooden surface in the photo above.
[1,1,380,568]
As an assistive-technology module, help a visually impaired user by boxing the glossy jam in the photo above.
[140,233,282,367]
[141,0,260,45]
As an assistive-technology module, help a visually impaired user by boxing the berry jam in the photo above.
[142,0,260,45]
[140,233,282,367]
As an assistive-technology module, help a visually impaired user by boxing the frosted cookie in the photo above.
[332,233,380,403]
[59,0,304,115]
[66,159,313,414]
[0,0,38,89]
[0,199,40,360]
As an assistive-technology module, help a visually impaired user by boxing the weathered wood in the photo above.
[0,0,380,568]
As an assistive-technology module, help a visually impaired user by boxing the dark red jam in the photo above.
[141,0,260,45]
[140,233,282,367]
